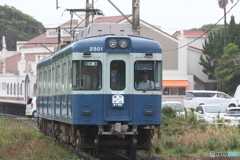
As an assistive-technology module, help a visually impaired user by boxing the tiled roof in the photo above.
[93,15,132,23]
[173,31,207,37]
[0,53,52,73]
[20,33,71,48]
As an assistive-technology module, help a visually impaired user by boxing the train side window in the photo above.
[72,60,102,90]
[110,61,125,90]
[68,60,72,91]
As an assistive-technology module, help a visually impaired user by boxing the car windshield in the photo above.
[204,106,226,113]
[226,109,240,115]
[163,103,183,111]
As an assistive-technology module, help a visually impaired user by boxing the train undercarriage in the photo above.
[38,118,159,158]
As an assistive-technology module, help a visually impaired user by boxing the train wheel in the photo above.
[93,134,99,157]
[126,146,131,156]
[131,135,137,158]
[76,129,83,151]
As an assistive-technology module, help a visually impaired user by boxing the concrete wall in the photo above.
[140,23,179,70]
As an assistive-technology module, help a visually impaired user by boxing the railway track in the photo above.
[0,114,148,160]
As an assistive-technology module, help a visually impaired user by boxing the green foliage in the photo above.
[215,43,240,94]
[0,117,83,160]
[0,5,45,51]
[200,16,240,94]
[151,112,240,158]
[188,24,223,34]
[162,106,176,118]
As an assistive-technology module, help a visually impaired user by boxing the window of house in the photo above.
[62,29,71,36]
[48,30,58,37]
[20,84,22,95]
[10,84,12,94]
[163,87,186,95]
[17,83,19,95]
[7,83,9,94]
[14,84,16,95]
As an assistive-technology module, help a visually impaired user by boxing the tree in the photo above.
[188,24,223,34]
[214,43,240,95]
[217,0,234,47]
[199,30,224,77]
[199,16,240,85]
[0,5,45,51]
[228,15,240,46]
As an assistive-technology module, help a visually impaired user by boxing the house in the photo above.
[0,14,216,103]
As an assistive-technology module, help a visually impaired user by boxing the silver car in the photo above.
[195,104,226,123]
[162,101,185,118]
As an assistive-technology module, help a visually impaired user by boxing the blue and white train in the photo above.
[37,23,162,157]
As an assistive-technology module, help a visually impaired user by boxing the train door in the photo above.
[104,53,132,121]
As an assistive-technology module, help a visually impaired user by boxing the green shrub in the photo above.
[162,106,176,118]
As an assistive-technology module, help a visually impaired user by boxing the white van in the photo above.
[234,85,240,106]
[184,90,238,110]
[25,97,37,118]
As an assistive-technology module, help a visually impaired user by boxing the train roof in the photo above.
[37,34,162,69]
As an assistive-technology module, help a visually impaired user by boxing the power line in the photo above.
[162,0,239,52]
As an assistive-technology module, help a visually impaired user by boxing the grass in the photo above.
[148,108,240,159]
[0,116,83,160]
[1,108,240,160]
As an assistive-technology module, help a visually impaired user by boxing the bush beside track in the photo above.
[148,107,240,159]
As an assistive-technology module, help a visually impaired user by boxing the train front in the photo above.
[71,34,162,157]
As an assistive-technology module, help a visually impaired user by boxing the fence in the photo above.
[196,113,240,126]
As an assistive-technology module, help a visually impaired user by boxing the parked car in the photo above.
[25,97,37,118]
[184,90,238,110]
[162,101,185,118]
[223,107,240,126]
[194,104,226,123]
[233,85,240,106]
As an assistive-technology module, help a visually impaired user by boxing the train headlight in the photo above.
[119,39,128,48]
[109,39,117,48]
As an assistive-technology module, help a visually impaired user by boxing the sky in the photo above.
[1,0,240,35]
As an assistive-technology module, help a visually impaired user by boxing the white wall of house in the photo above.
[19,46,54,54]
[187,47,216,83]
[162,34,188,76]
[174,34,206,50]
[0,74,36,103]
[186,37,206,49]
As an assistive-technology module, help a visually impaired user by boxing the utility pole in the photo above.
[58,26,61,44]
[132,0,140,36]
[85,0,90,27]
[108,0,140,36]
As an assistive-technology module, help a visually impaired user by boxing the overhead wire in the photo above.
[162,0,240,52]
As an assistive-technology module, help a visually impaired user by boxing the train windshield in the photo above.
[72,60,102,90]
[134,61,162,90]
